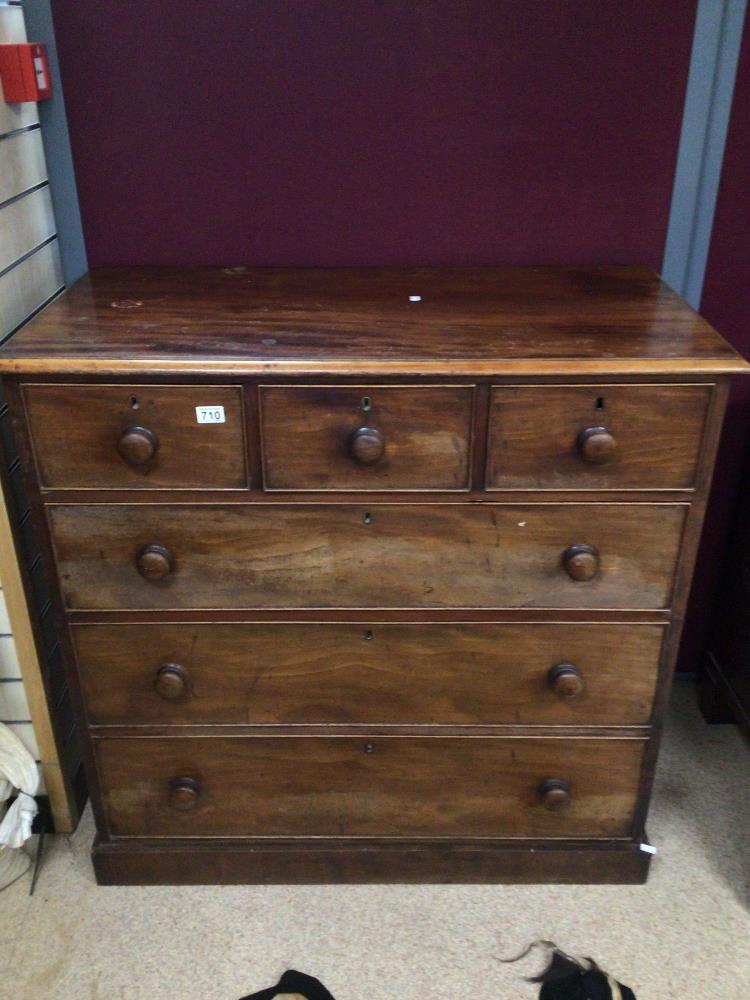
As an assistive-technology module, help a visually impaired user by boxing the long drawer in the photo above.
[73,622,664,726]
[48,502,686,610]
[96,735,646,838]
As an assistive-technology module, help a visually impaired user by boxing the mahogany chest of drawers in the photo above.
[0,265,745,884]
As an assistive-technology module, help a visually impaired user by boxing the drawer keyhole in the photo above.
[361,396,372,412]
[363,511,372,524]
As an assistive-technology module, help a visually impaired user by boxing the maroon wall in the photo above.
[52,1,696,268]
[679,16,750,671]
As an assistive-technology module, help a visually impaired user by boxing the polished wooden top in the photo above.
[0,266,746,376]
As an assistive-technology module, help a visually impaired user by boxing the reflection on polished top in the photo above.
[0,265,746,376]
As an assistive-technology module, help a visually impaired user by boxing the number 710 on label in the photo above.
[195,405,226,424]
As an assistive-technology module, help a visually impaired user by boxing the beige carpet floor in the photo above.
[3,676,749,1000]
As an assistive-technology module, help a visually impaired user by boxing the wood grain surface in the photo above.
[48,502,687,611]
[92,838,651,885]
[260,384,473,490]
[72,621,664,727]
[24,383,247,489]
[96,734,645,838]
[0,266,746,376]
[486,383,711,490]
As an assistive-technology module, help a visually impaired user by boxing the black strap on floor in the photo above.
[239,969,336,1000]
[239,963,636,999]
[540,969,636,999]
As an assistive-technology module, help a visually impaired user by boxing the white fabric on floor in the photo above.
[0,722,39,889]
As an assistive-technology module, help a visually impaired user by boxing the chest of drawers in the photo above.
[0,265,745,884]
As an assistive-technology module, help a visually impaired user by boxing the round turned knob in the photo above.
[136,543,173,581]
[562,543,599,582]
[154,662,188,700]
[117,425,159,466]
[349,427,385,465]
[539,778,571,811]
[548,662,585,699]
[169,777,200,812]
[576,426,616,465]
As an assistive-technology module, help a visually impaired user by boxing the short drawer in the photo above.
[48,502,686,611]
[486,384,711,490]
[259,384,473,490]
[96,735,645,838]
[74,622,664,726]
[23,383,248,489]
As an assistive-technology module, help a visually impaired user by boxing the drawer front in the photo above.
[74,622,664,726]
[97,735,645,838]
[49,502,686,610]
[486,384,710,490]
[260,385,473,490]
[23,383,248,489]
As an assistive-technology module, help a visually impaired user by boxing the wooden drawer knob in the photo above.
[562,543,599,581]
[539,778,571,811]
[154,662,188,700]
[548,662,585,699]
[136,543,173,581]
[349,427,385,465]
[169,776,200,812]
[117,425,159,465]
[577,425,616,465]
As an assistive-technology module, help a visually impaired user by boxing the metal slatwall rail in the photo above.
[0,0,78,831]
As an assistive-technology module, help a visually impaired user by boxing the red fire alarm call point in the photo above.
[0,43,52,103]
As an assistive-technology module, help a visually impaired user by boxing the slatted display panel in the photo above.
[0,5,64,343]
[0,1,80,830]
